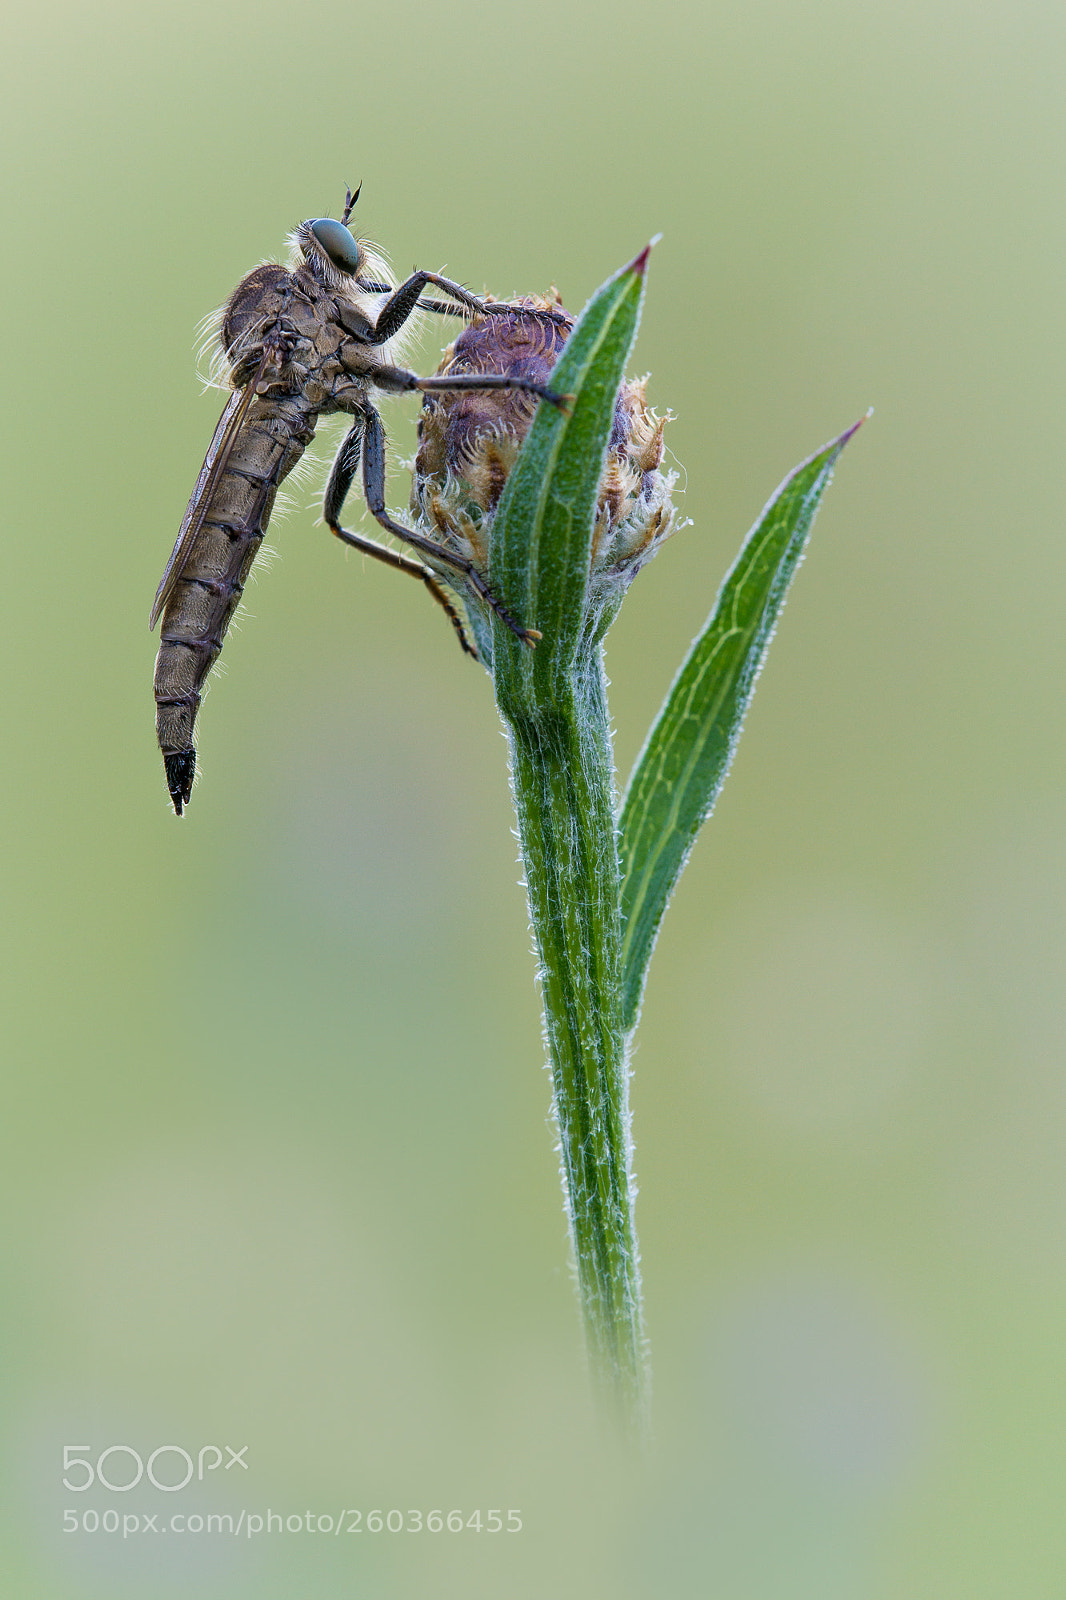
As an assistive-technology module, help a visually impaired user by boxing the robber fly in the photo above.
[151,187,565,815]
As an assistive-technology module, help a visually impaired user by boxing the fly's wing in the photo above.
[149,356,269,630]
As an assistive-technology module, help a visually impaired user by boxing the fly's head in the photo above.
[290,196,411,357]
[294,217,370,292]
[292,211,395,304]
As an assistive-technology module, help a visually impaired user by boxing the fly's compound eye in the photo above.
[309,218,363,275]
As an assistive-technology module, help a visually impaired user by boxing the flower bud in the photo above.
[411,293,680,634]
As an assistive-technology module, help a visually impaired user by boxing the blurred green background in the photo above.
[2,0,1064,1593]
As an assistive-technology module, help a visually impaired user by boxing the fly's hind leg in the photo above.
[357,405,539,647]
[324,419,479,658]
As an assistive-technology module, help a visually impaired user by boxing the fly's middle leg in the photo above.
[323,418,478,658]
[368,361,568,411]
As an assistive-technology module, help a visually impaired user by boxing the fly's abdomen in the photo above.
[154,397,316,813]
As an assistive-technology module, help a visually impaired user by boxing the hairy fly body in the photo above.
[151,190,564,815]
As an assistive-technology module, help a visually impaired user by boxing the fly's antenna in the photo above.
[342,183,362,226]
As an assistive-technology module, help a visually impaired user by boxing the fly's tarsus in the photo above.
[461,565,540,648]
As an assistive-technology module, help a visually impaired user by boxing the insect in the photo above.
[151,188,565,815]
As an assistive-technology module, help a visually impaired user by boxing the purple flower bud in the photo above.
[411,294,681,611]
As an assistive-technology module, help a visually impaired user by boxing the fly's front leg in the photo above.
[357,281,478,321]
[355,270,570,348]
[359,405,540,647]
[324,418,479,658]
[357,286,571,324]
[339,274,572,379]
[357,271,494,347]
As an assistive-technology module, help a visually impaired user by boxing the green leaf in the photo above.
[490,245,651,708]
[617,417,867,1030]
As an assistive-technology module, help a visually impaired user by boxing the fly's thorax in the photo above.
[219,265,350,403]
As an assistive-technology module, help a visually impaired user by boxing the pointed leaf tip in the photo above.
[624,239,657,277]
[835,409,872,450]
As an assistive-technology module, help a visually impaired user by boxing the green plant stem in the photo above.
[500,656,647,1423]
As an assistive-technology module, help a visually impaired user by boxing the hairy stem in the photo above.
[501,654,647,1423]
